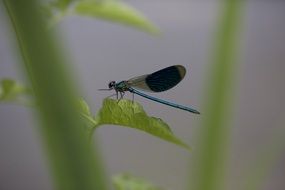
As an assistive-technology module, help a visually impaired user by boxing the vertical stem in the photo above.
[190,1,244,190]
[3,0,106,190]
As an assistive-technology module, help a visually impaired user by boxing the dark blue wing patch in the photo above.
[145,65,186,92]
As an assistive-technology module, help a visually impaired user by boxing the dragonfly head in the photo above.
[108,81,116,89]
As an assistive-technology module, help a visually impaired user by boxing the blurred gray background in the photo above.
[1,1,285,190]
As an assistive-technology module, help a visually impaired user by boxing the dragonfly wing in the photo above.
[127,65,186,92]
[127,74,153,92]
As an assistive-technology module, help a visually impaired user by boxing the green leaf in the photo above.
[113,173,163,190]
[0,79,32,103]
[74,0,159,34]
[95,98,190,150]
[78,98,92,116]
[77,98,99,130]
[45,0,159,34]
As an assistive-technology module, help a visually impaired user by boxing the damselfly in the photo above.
[100,65,200,114]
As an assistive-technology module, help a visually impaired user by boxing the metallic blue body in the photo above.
[128,87,200,114]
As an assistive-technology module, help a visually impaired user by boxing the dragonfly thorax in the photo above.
[114,81,129,92]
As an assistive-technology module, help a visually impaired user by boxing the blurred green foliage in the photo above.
[113,173,163,190]
[75,0,159,34]
[3,0,107,189]
[0,79,32,104]
[190,1,244,190]
[46,0,159,34]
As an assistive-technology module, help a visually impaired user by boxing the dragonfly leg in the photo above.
[117,92,125,103]
[132,93,135,103]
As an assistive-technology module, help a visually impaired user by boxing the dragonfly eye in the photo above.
[108,81,116,89]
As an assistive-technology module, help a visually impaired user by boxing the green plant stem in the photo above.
[190,1,245,190]
[3,0,106,190]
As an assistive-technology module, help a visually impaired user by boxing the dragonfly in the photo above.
[99,65,200,114]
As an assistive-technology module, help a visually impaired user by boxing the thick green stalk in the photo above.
[3,1,106,190]
[190,1,244,190]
